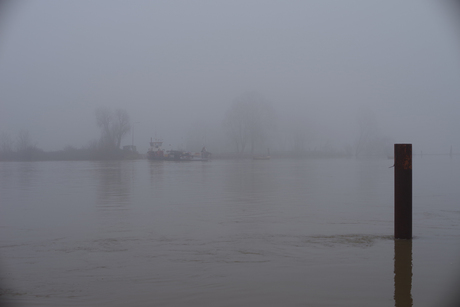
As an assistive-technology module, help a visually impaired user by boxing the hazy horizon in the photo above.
[1,1,460,155]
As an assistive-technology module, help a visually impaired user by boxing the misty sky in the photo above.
[1,1,460,154]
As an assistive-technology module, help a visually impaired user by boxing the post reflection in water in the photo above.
[394,239,413,307]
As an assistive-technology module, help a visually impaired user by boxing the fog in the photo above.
[1,0,460,156]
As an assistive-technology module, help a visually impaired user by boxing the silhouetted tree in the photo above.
[113,109,131,149]
[15,130,41,160]
[0,132,14,153]
[286,118,312,153]
[96,107,114,149]
[223,92,275,154]
[16,130,33,152]
[0,132,15,160]
[95,107,131,150]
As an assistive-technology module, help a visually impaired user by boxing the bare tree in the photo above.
[223,92,275,154]
[13,130,41,160]
[0,132,14,153]
[95,107,114,147]
[16,130,35,152]
[95,107,131,149]
[223,101,248,153]
[289,122,310,153]
[113,109,131,149]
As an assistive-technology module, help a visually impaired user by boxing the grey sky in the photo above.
[1,0,459,154]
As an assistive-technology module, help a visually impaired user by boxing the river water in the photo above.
[0,157,459,306]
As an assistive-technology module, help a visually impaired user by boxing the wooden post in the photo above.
[394,144,412,239]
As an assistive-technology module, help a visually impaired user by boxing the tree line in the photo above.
[188,91,392,158]
[223,92,275,154]
[0,93,394,161]
[0,107,133,161]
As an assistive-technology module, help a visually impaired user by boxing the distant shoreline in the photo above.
[0,150,355,162]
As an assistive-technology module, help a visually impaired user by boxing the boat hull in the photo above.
[147,149,210,161]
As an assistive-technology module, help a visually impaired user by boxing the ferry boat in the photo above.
[147,138,166,160]
[147,138,211,161]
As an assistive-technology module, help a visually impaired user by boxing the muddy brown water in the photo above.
[1,157,459,306]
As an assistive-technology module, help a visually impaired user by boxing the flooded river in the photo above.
[1,157,459,306]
